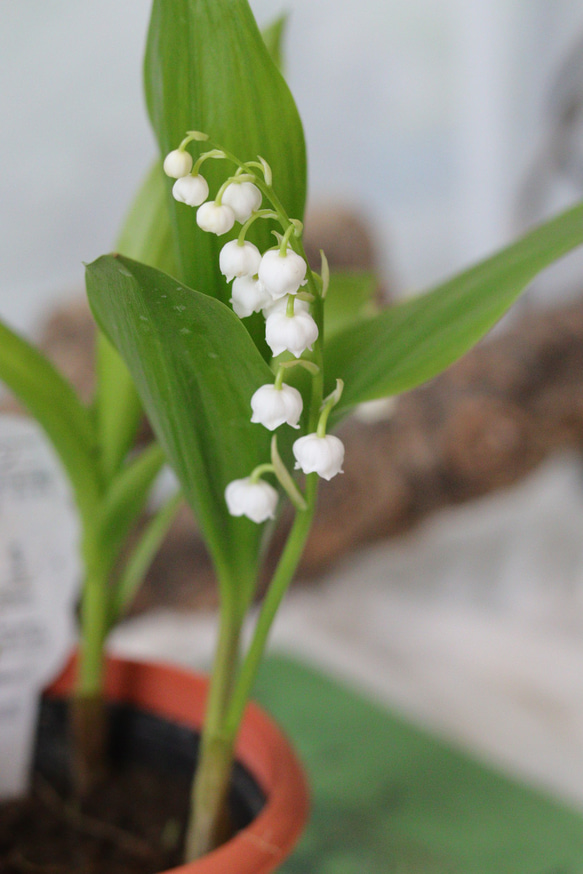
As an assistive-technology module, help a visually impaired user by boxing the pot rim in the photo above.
[46,653,309,874]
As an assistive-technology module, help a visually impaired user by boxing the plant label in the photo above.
[0,416,80,799]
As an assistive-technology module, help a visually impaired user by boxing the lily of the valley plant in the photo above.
[2,0,583,865]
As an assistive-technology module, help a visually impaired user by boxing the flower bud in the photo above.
[196,202,236,235]
[265,310,318,358]
[172,174,209,207]
[251,383,303,430]
[258,249,307,299]
[219,240,262,282]
[222,181,262,222]
[225,477,278,523]
[163,149,193,179]
[230,276,272,318]
[261,295,310,319]
[292,433,345,480]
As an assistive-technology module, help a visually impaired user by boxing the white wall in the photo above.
[1,0,582,334]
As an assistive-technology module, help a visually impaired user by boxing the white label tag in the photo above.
[0,416,80,799]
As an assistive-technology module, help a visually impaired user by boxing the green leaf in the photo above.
[117,12,290,290]
[325,202,583,418]
[86,254,274,607]
[325,271,378,341]
[262,14,288,71]
[114,10,288,290]
[97,441,166,573]
[0,318,100,521]
[143,0,306,333]
[109,490,183,627]
[94,333,145,481]
[116,161,177,276]
[95,161,179,483]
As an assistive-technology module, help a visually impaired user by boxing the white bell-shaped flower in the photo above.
[172,174,209,207]
[230,276,272,318]
[196,202,235,235]
[258,248,307,299]
[292,433,345,481]
[225,477,278,523]
[265,310,318,358]
[251,383,303,430]
[261,294,310,319]
[219,240,262,282]
[222,181,262,222]
[163,149,193,179]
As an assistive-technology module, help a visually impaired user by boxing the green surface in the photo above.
[254,656,583,874]
[324,202,583,419]
[87,255,274,612]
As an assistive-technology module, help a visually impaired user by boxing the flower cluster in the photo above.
[219,227,317,361]
[164,133,345,523]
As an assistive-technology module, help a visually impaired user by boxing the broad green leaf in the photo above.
[95,161,178,482]
[325,271,378,341]
[95,333,145,481]
[109,490,183,627]
[144,0,306,349]
[116,161,177,276]
[115,12,289,288]
[262,14,288,71]
[93,0,297,487]
[0,318,100,521]
[97,441,166,572]
[325,202,583,418]
[86,255,274,607]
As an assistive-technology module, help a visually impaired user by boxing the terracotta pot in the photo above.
[47,654,309,874]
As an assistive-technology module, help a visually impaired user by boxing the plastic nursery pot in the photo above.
[46,654,309,874]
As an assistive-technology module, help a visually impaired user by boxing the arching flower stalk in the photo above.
[163,131,346,858]
[164,131,345,500]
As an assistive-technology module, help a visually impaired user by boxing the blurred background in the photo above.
[2,0,583,333]
[4,0,583,838]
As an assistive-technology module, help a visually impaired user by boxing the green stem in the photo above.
[249,462,276,483]
[223,478,317,741]
[73,539,111,793]
[109,491,183,625]
[195,139,291,233]
[191,149,226,175]
[77,540,110,697]
[306,292,325,430]
[274,365,285,390]
[317,380,344,437]
[279,222,296,254]
[216,202,326,734]
[185,603,243,860]
[237,210,279,245]
[175,132,326,860]
[270,436,307,512]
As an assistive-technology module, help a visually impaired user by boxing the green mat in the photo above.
[253,655,583,874]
